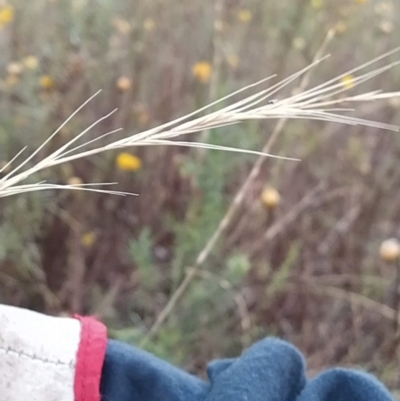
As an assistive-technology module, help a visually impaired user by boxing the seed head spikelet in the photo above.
[0,48,399,197]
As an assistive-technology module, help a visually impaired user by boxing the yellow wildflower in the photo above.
[375,2,393,15]
[310,0,323,9]
[116,76,132,91]
[81,232,96,248]
[355,0,367,3]
[67,176,83,186]
[214,19,224,32]
[6,62,23,76]
[72,0,87,12]
[261,187,280,209]
[40,75,54,90]
[192,61,212,83]
[226,54,239,69]
[139,113,150,127]
[334,20,348,34]
[23,55,39,70]
[134,104,151,127]
[237,9,252,22]
[143,18,155,31]
[338,5,352,17]
[112,17,131,35]
[0,4,14,27]
[138,110,150,126]
[388,97,400,109]
[5,74,18,86]
[380,238,400,262]
[341,74,355,89]
[14,115,28,128]
[292,37,306,50]
[379,20,394,34]
[116,153,142,171]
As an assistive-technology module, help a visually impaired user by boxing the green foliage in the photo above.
[265,241,299,301]
[129,228,158,289]
[226,252,251,285]
[168,126,259,279]
[114,324,186,365]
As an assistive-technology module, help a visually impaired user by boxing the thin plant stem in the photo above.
[393,258,400,333]
[141,30,337,345]
[197,0,225,160]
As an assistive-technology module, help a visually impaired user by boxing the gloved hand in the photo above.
[0,303,394,401]
[100,337,394,401]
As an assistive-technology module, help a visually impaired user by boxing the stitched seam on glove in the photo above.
[0,346,74,366]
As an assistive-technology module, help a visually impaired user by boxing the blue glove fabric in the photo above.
[100,337,394,401]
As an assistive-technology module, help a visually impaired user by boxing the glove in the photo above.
[101,337,394,401]
[0,303,394,401]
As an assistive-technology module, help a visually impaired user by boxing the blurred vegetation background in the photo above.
[1,0,400,389]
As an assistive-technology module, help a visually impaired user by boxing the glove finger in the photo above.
[205,338,306,401]
[101,340,207,401]
[207,359,235,384]
[296,368,394,401]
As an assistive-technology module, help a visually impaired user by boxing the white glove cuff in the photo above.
[0,304,107,401]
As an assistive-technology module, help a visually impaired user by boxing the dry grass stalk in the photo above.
[1,47,399,198]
